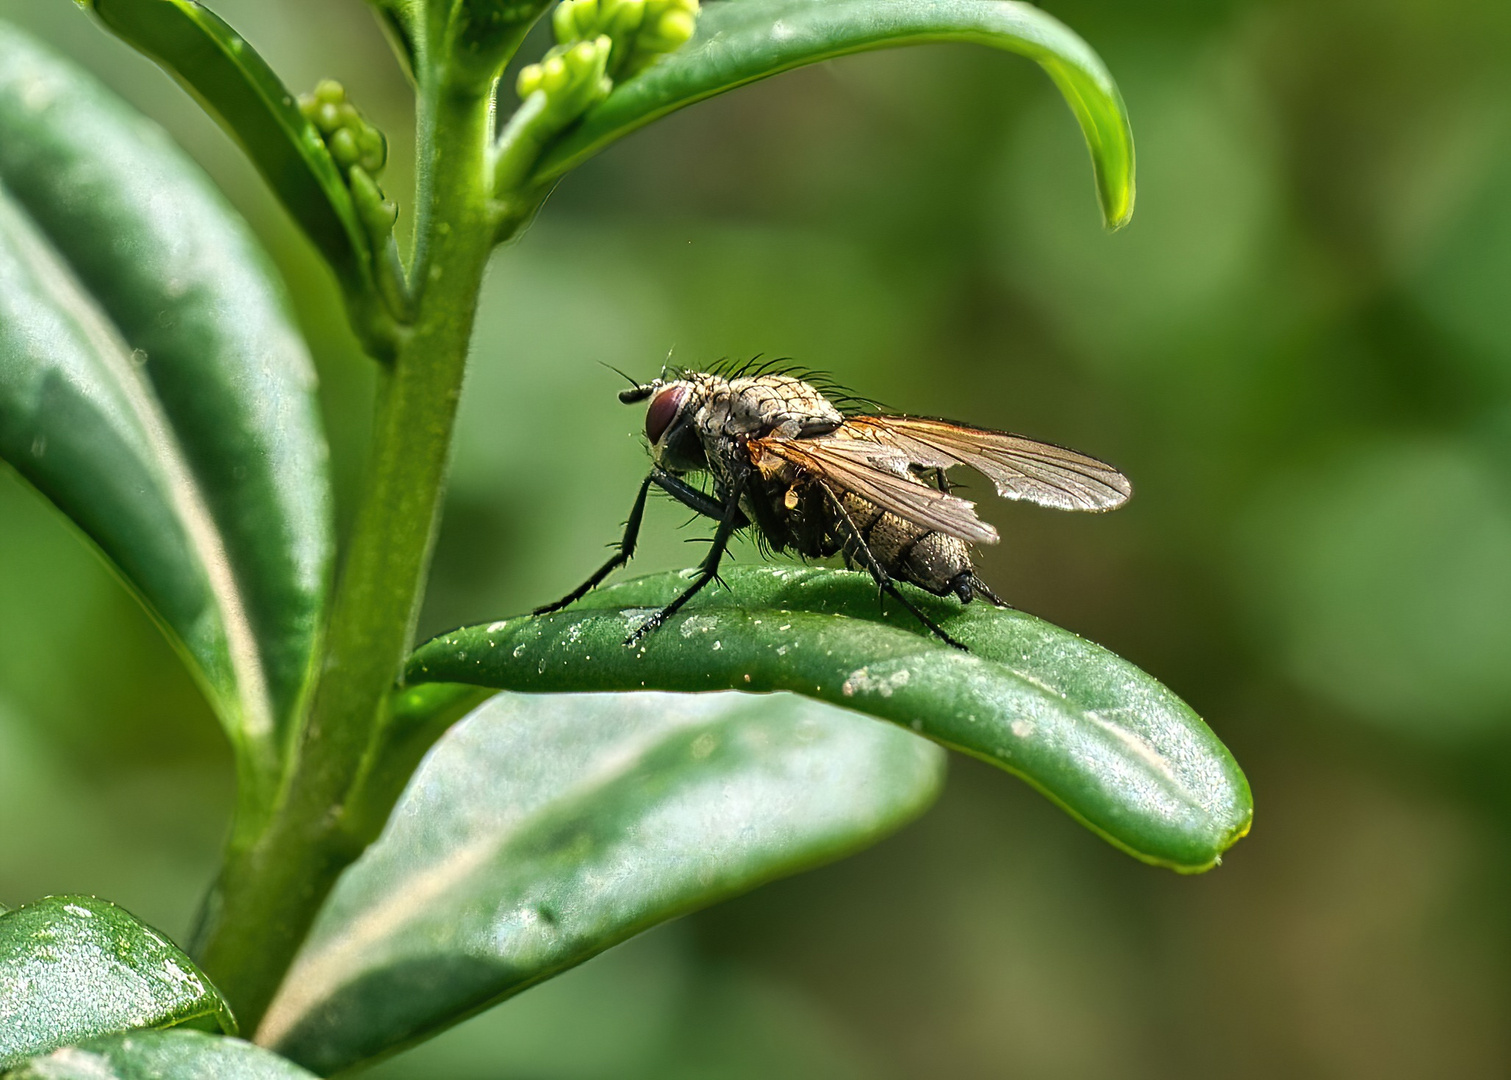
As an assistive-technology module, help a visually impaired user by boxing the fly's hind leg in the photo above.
[818,484,968,652]
[948,572,1012,609]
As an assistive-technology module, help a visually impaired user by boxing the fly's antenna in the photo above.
[600,361,642,390]
[600,361,658,404]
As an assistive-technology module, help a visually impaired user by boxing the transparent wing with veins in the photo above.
[841,415,1132,513]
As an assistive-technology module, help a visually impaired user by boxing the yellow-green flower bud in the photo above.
[540,54,570,94]
[329,126,360,169]
[606,0,646,40]
[517,63,545,99]
[313,79,345,107]
[356,127,387,175]
[349,165,398,247]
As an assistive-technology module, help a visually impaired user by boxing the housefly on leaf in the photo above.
[535,363,1132,649]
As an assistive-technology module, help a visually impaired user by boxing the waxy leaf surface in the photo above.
[0,26,331,785]
[534,0,1135,227]
[0,896,235,1068]
[260,690,944,1073]
[6,1031,314,1080]
[406,567,1252,871]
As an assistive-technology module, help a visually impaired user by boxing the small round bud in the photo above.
[349,166,398,242]
[608,0,645,37]
[357,128,387,173]
[569,38,601,69]
[552,1,578,43]
[541,55,570,93]
[517,64,544,98]
[572,0,601,36]
[313,79,346,106]
[657,8,696,46]
[316,101,342,134]
[329,126,360,169]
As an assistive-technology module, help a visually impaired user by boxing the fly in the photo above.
[535,365,1132,649]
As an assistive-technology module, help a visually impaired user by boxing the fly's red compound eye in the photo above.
[645,384,687,444]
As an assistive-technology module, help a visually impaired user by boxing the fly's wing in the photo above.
[751,435,999,544]
[844,416,1132,512]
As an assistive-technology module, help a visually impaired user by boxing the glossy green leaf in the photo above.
[5,1031,315,1080]
[81,0,404,347]
[0,26,331,788]
[0,896,235,1068]
[258,690,945,1073]
[405,567,1251,871]
[532,0,1135,227]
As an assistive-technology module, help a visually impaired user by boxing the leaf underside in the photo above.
[260,690,945,1073]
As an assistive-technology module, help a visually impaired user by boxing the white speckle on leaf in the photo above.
[841,666,911,698]
[487,620,508,633]
[1011,719,1035,739]
[691,733,717,759]
[62,903,92,918]
[162,959,203,995]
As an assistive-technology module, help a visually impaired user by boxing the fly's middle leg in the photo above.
[819,484,968,651]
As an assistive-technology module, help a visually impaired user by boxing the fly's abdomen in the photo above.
[840,493,973,595]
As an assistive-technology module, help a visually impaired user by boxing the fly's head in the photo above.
[620,377,708,473]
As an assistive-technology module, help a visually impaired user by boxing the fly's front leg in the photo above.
[537,468,749,618]
[651,470,748,527]
[818,484,968,651]
[533,474,655,615]
[626,475,748,646]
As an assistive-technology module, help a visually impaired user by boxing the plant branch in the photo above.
[192,74,500,1034]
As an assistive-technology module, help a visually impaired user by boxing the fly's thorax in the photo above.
[691,374,843,440]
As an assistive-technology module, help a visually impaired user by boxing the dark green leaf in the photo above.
[405,567,1251,871]
[0,26,332,788]
[0,896,235,1068]
[533,0,1135,227]
[80,0,404,346]
[5,1031,315,1080]
[259,690,944,1073]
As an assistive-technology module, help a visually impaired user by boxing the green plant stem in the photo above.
[193,77,499,1034]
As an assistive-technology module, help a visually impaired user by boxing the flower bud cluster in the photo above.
[552,0,698,80]
[515,35,613,126]
[299,80,397,248]
[516,0,698,118]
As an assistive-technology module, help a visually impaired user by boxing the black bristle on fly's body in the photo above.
[695,356,886,415]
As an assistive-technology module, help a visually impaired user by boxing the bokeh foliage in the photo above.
[3,0,1511,1075]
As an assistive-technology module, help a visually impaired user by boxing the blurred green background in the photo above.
[5,0,1511,1074]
